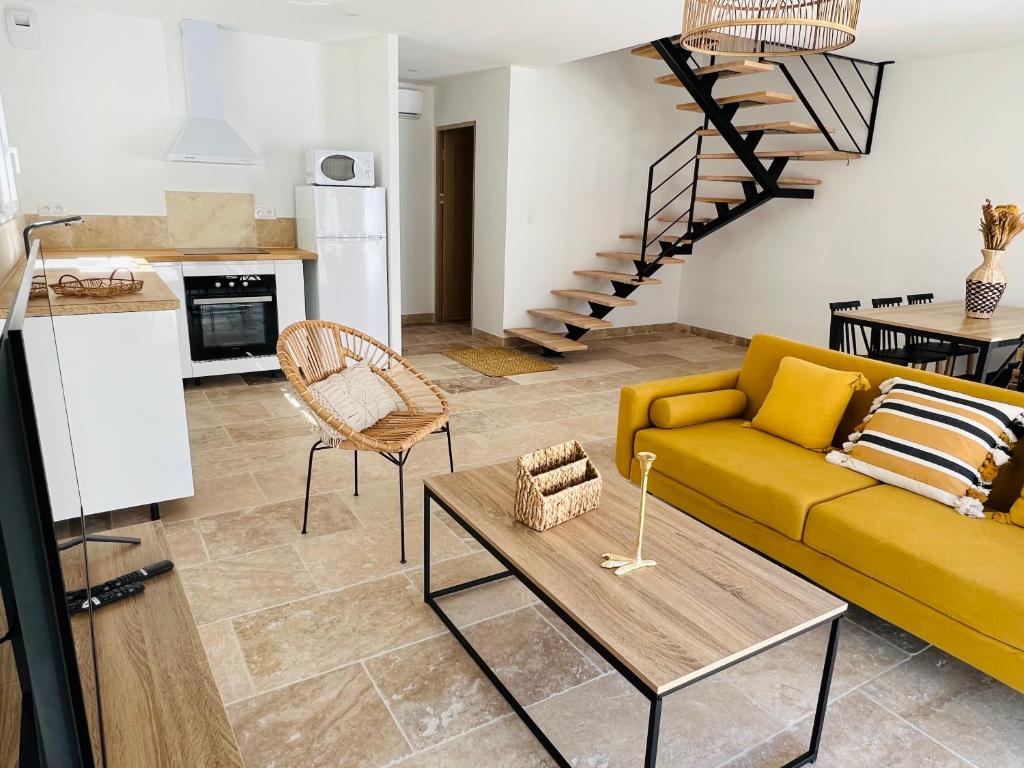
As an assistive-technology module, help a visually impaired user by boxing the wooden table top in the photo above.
[60,523,242,767]
[836,301,1024,343]
[425,463,845,695]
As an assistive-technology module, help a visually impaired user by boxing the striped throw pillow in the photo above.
[826,378,1024,518]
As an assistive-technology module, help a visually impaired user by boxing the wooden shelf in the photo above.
[596,251,686,265]
[527,308,613,330]
[506,327,587,352]
[699,174,821,186]
[656,60,775,86]
[677,91,796,113]
[698,121,832,137]
[698,149,860,161]
[574,270,662,286]
[551,289,638,308]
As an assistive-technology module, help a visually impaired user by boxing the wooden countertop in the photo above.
[836,301,1024,343]
[61,522,244,767]
[0,259,180,319]
[41,247,317,262]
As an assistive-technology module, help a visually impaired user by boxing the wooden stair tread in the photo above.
[656,214,711,224]
[698,121,832,137]
[506,327,587,352]
[574,270,662,286]
[551,289,637,308]
[698,149,860,161]
[656,60,774,86]
[631,38,679,59]
[527,308,612,330]
[697,196,744,204]
[619,232,690,242]
[677,91,795,113]
[699,174,821,186]
[596,251,686,265]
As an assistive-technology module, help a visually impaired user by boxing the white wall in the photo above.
[0,2,367,216]
[502,52,689,333]
[433,67,512,338]
[398,83,436,317]
[676,44,1024,347]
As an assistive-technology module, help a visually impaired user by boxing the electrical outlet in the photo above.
[255,207,277,220]
[38,201,67,216]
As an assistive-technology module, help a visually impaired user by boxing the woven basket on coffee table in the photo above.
[512,440,602,531]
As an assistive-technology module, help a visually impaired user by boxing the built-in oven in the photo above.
[185,274,279,361]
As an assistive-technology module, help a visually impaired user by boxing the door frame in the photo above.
[434,121,476,323]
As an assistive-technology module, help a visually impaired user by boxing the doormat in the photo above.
[443,347,557,377]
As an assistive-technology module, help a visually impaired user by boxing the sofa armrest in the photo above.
[615,368,741,478]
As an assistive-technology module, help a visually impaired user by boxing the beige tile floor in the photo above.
[120,324,1023,767]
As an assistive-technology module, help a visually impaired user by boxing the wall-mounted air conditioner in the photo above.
[398,88,424,120]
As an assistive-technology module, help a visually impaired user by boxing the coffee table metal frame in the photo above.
[424,486,843,768]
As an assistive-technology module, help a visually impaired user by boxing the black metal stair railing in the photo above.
[639,127,700,271]
[768,50,892,155]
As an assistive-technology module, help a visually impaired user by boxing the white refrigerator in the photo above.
[295,186,389,345]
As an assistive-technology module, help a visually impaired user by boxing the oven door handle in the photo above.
[192,296,274,306]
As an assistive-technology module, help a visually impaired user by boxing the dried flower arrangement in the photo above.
[980,199,1024,251]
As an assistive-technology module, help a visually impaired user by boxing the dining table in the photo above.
[829,301,1024,383]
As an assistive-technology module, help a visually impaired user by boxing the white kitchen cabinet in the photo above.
[152,262,192,378]
[24,308,193,521]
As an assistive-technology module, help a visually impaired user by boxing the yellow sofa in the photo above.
[616,334,1024,692]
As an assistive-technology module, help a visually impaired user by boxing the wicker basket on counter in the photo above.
[30,274,48,300]
[512,440,602,531]
[49,268,144,299]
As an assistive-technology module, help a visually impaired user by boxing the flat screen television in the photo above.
[0,243,95,766]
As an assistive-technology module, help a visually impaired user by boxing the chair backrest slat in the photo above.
[871,297,904,349]
[829,300,868,355]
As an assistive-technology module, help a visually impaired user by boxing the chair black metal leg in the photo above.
[398,452,407,564]
[301,441,319,535]
[149,502,160,521]
[446,424,454,473]
[353,450,359,497]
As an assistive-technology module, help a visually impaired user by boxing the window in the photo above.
[0,92,19,224]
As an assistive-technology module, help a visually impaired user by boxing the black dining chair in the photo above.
[869,297,948,370]
[906,293,979,375]
[829,300,870,355]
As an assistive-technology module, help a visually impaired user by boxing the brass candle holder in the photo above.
[601,451,657,576]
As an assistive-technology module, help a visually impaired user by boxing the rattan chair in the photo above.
[277,320,453,563]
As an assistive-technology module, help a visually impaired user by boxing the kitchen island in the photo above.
[0,257,193,522]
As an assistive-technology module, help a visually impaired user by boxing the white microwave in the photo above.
[305,149,374,187]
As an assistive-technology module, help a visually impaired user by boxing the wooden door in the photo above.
[436,126,474,322]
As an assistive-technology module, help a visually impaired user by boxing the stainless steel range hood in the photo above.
[166,19,261,166]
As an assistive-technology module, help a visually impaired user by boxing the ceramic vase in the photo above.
[965,248,1008,319]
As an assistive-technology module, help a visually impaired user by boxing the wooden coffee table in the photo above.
[423,462,847,768]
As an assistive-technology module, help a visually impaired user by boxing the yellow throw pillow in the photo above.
[751,357,869,451]
[651,389,747,429]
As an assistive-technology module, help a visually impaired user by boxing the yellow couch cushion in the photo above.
[751,357,869,450]
[805,484,1024,652]
[634,419,877,540]
[650,389,747,429]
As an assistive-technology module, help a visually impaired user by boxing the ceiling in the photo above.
[30,0,1024,79]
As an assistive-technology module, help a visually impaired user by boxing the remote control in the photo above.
[65,560,174,606]
[68,582,145,615]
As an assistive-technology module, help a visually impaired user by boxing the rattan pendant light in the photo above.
[681,0,861,57]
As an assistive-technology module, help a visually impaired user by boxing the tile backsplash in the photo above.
[21,191,297,252]
[165,191,258,249]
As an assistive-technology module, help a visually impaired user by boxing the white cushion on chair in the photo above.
[307,362,400,434]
